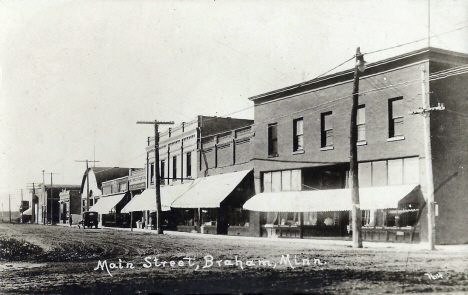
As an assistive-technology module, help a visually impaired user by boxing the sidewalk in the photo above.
[99,225,468,252]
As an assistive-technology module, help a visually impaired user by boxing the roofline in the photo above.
[248,47,468,102]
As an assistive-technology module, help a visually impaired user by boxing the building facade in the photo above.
[244,47,468,244]
[128,115,255,234]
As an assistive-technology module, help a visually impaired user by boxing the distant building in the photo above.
[37,184,81,224]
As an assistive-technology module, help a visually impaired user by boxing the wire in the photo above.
[364,24,468,56]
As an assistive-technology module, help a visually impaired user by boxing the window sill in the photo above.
[292,149,305,155]
[320,146,334,151]
[387,136,405,142]
[268,154,279,158]
[357,141,367,146]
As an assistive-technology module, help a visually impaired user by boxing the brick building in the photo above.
[122,115,254,234]
[244,47,468,244]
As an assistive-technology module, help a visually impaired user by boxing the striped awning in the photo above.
[121,182,195,213]
[89,193,126,214]
[171,170,252,208]
[243,185,423,212]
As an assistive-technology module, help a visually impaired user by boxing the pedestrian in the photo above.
[69,214,72,226]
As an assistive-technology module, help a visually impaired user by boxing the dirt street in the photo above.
[0,223,467,294]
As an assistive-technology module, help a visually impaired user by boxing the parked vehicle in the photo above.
[78,211,99,229]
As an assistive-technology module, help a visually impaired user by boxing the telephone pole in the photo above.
[75,160,100,213]
[137,120,174,234]
[409,67,444,250]
[9,194,11,223]
[20,189,23,223]
[350,47,366,248]
[48,172,60,225]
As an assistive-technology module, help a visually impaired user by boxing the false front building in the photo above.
[244,47,468,244]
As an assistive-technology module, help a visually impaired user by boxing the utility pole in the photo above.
[9,194,11,223]
[350,47,366,248]
[75,160,100,213]
[20,189,23,223]
[42,170,45,224]
[48,172,60,225]
[137,120,174,234]
[409,67,444,250]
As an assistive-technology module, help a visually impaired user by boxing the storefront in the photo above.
[244,185,425,242]
[171,169,253,235]
[121,182,195,230]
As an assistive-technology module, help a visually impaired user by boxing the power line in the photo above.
[364,24,468,56]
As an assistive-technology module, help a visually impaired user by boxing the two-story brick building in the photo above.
[243,47,468,244]
[122,115,255,234]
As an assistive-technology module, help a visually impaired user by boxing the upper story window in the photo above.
[172,156,177,181]
[160,160,165,185]
[357,105,366,142]
[150,163,155,185]
[389,97,404,138]
[268,123,278,157]
[293,118,304,152]
[321,112,333,148]
[186,152,192,178]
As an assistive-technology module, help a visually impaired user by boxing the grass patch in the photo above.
[0,237,43,261]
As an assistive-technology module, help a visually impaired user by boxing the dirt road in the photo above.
[0,223,467,294]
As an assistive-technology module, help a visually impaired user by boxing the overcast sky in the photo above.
[1,0,467,209]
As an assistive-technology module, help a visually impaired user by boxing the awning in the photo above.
[171,170,252,208]
[89,193,126,214]
[121,182,195,213]
[243,185,423,212]
[22,208,32,216]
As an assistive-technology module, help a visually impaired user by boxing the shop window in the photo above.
[357,105,366,142]
[321,112,333,148]
[358,162,372,188]
[186,152,192,178]
[271,171,282,192]
[389,97,404,138]
[262,169,302,193]
[388,159,403,185]
[172,156,177,181]
[281,170,292,191]
[160,160,165,185]
[263,172,272,193]
[403,157,419,184]
[201,208,218,226]
[268,123,278,157]
[150,163,155,185]
[293,118,304,151]
[372,161,388,187]
[230,208,249,227]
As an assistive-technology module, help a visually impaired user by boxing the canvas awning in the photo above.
[121,182,195,213]
[22,208,32,216]
[171,170,252,208]
[89,193,126,214]
[243,185,423,212]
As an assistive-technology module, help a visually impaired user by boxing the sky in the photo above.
[1,0,467,210]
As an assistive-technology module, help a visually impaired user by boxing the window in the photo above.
[160,160,165,185]
[262,170,302,193]
[186,152,192,178]
[321,112,333,148]
[389,97,404,138]
[357,105,366,142]
[150,163,155,185]
[268,123,278,157]
[293,118,304,151]
[172,156,177,181]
